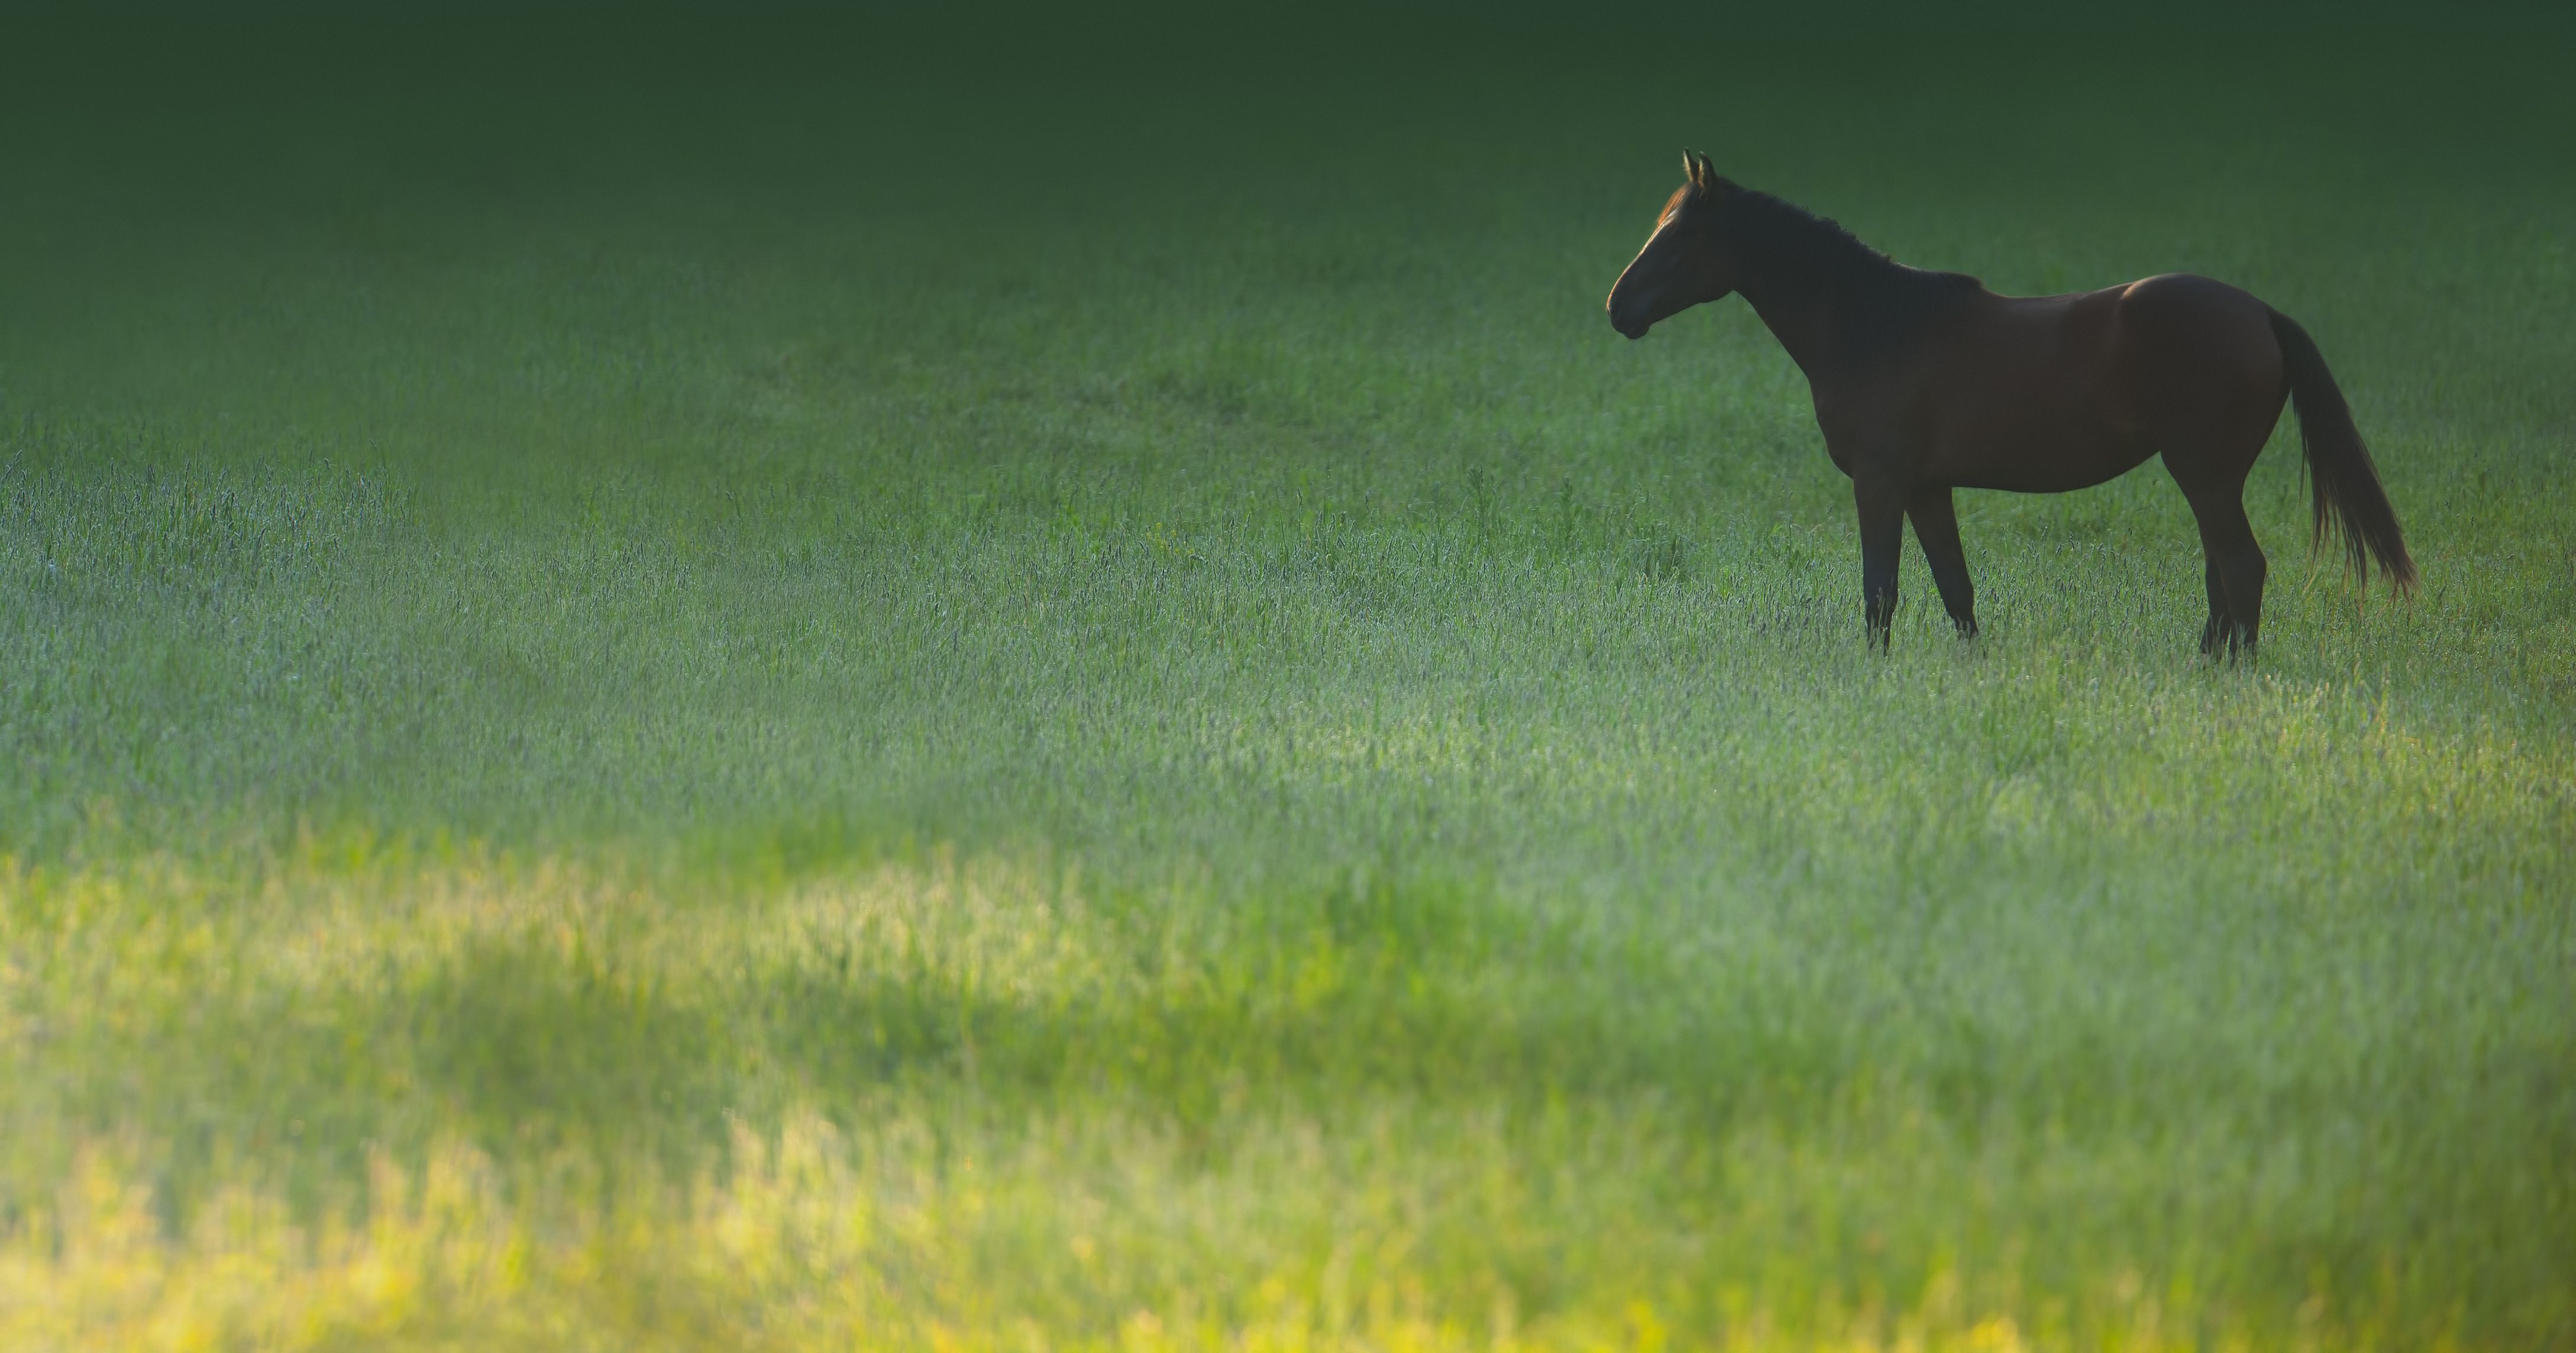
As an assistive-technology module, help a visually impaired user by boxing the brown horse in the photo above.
[1607,153,2414,655]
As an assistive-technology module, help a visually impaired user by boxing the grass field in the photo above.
[4,7,2574,1348]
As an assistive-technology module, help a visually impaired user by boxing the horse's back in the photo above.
[1891,276,2277,491]
[2110,273,2275,349]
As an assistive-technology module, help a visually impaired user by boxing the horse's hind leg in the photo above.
[1906,484,1978,636]
[2173,475,2267,658]
[2122,278,2289,656]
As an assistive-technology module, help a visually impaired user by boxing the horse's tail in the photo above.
[2267,308,2416,595]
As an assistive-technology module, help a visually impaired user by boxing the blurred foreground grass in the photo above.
[6,839,2566,1351]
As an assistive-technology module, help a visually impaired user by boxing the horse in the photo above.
[1605,153,2414,655]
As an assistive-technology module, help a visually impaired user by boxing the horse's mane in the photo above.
[1705,184,1896,284]
[1698,178,1981,360]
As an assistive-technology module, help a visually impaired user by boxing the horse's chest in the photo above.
[1807,380,1931,473]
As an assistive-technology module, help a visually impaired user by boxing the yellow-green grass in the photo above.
[3,20,2573,1349]
[5,842,2562,1351]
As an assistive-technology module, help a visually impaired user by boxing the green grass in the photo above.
[2,18,2574,1348]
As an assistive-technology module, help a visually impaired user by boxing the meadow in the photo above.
[2,8,2572,1348]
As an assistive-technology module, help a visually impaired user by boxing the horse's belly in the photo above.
[1935,419,2152,494]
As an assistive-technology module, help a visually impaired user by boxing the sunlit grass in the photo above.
[6,848,2556,1350]
[0,1121,2236,1353]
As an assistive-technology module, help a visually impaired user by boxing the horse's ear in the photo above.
[1682,150,1699,184]
[1690,151,1715,186]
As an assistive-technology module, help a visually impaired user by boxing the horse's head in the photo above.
[1607,151,1739,339]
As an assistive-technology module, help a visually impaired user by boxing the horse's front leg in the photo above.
[1905,484,1978,637]
[1854,478,1906,649]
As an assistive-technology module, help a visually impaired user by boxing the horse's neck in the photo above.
[1734,265,1841,378]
